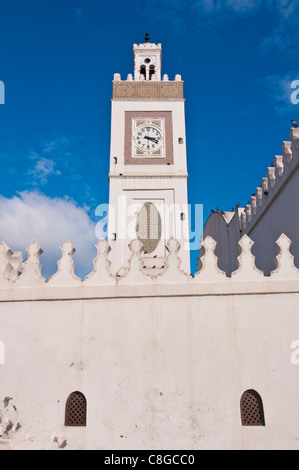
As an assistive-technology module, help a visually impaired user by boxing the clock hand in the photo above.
[144,135,158,144]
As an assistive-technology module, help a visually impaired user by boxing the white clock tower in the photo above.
[108,35,190,275]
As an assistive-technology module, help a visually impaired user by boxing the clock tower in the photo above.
[108,36,190,275]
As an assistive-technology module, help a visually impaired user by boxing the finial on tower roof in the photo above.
[145,32,150,43]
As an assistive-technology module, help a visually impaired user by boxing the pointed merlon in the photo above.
[231,235,264,280]
[16,241,46,287]
[0,242,13,287]
[48,240,81,286]
[158,238,190,283]
[195,236,226,281]
[270,234,299,279]
[84,239,116,285]
[117,239,153,284]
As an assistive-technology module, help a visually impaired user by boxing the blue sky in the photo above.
[0,0,299,277]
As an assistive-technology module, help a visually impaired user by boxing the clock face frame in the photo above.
[132,118,165,158]
[124,111,174,166]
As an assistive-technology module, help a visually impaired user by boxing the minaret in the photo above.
[133,33,162,81]
[108,35,190,275]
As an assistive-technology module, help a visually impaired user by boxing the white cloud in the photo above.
[0,191,98,279]
[143,0,299,52]
[271,0,299,18]
[145,0,262,18]
[159,0,297,16]
[30,157,61,185]
[26,136,86,188]
[27,137,72,186]
[200,0,262,14]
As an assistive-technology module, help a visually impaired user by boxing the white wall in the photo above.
[0,233,299,450]
[0,287,299,450]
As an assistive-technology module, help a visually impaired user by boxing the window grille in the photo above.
[241,389,265,426]
[136,202,161,254]
[65,391,87,426]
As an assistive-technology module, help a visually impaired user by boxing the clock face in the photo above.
[130,116,166,160]
[135,126,162,152]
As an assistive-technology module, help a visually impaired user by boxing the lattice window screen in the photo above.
[65,391,87,426]
[241,389,265,426]
[136,202,161,254]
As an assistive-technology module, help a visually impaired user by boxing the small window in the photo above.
[240,389,265,426]
[149,65,155,80]
[65,391,87,427]
[136,202,162,254]
[140,65,146,79]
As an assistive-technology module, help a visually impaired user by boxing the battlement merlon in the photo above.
[240,126,299,232]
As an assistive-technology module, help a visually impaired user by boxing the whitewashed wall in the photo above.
[0,235,299,450]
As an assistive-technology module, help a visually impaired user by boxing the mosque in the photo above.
[0,36,298,450]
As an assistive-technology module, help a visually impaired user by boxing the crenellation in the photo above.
[16,241,45,287]
[245,204,252,224]
[195,236,226,281]
[117,239,153,284]
[290,127,299,153]
[157,238,190,283]
[241,209,247,231]
[133,42,162,49]
[0,233,297,289]
[84,239,116,286]
[271,234,299,279]
[267,166,276,189]
[250,195,257,216]
[237,127,299,238]
[261,176,269,195]
[274,155,284,177]
[231,235,264,280]
[255,187,263,207]
[0,242,13,288]
[8,251,23,282]
[48,240,81,287]
[281,141,292,165]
